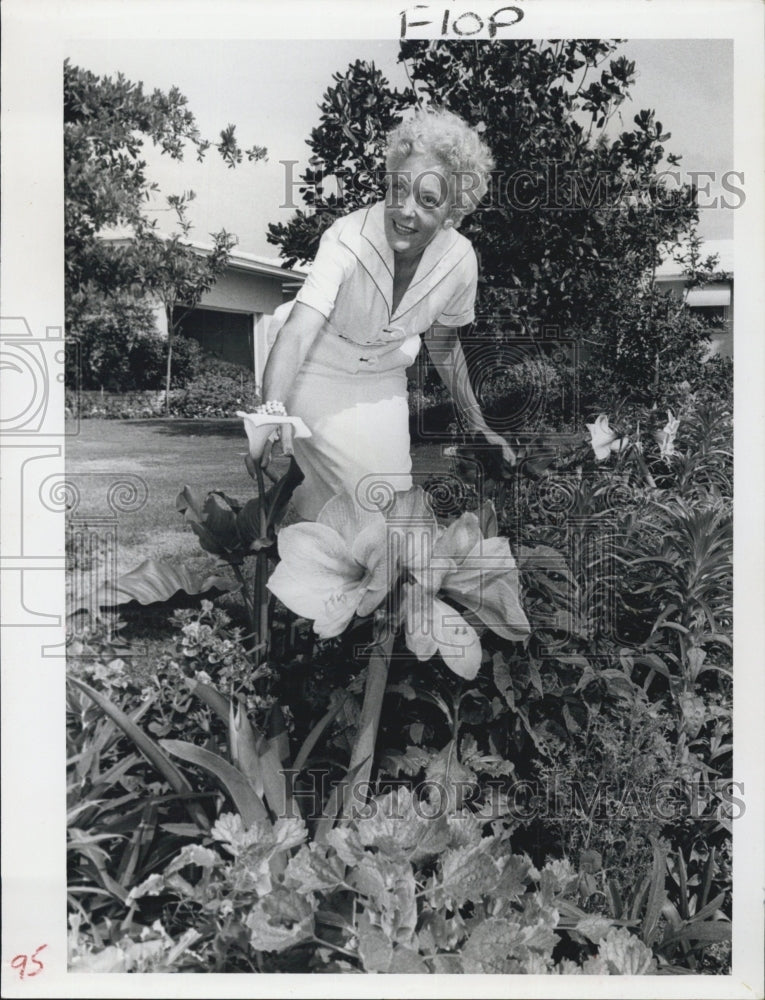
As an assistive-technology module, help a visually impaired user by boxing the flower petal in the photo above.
[237,411,311,459]
[267,562,359,637]
[430,597,483,680]
[276,522,361,582]
[385,487,439,577]
[587,414,622,461]
[354,524,394,616]
[402,583,438,662]
[441,537,530,641]
[316,493,386,549]
[268,522,367,636]
[403,586,483,680]
[239,421,278,461]
[434,512,482,562]
[385,485,437,523]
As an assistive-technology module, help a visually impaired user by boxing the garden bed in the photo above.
[66,399,733,974]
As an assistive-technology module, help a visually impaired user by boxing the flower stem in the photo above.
[253,551,269,668]
[342,629,396,818]
[231,563,255,628]
[252,462,271,668]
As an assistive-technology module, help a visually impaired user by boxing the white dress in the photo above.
[273,199,478,520]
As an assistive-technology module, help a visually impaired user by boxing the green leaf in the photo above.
[284,843,346,894]
[462,917,544,973]
[175,484,205,521]
[293,691,351,773]
[351,857,417,943]
[246,886,315,953]
[492,653,515,706]
[236,498,267,549]
[424,740,477,812]
[184,675,231,724]
[354,787,450,864]
[69,677,209,831]
[229,699,265,800]
[575,914,614,944]
[160,739,268,829]
[356,911,427,973]
[437,844,501,906]
[313,755,371,846]
[201,492,241,552]
[641,836,669,947]
[598,926,657,974]
[662,919,731,947]
[85,558,232,609]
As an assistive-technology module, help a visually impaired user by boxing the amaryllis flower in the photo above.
[236,410,311,462]
[655,409,680,460]
[268,487,530,680]
[403,509,530,680]
[586,414,629,461]
[266,493,392,638]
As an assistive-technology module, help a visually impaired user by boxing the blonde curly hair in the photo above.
[385,107,495,224]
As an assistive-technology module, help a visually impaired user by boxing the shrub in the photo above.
[66,287,204,392]
[169,368,260,418]
[127,333,203,390]
[67,288,160,391]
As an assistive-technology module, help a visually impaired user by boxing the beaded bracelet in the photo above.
[255,400,287,416]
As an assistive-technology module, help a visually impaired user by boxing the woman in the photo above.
[259,107,513,521]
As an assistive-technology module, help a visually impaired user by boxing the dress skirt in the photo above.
[286,360,413,521]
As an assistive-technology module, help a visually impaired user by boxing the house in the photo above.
[654,238,734,359]
[101,235,307,390]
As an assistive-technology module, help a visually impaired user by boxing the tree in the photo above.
[267,41,711,402]
[266,59,415,265]
[64,60,266,391]
[134,194,238,412]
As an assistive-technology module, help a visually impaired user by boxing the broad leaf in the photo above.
[85,558,232,609]
[598,926,657,974]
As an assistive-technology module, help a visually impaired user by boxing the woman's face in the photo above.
[384,152,454,260]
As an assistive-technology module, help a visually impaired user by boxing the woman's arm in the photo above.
[262,301,325,402]
[424,323,517,465]
[259,301,326,463]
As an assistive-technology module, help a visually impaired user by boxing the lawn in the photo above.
[66,418,450,578]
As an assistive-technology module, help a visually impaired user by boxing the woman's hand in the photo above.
[478,426,517,472]
[259,300,326,464]
[260,422,295,469]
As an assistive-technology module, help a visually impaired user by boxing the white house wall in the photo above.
[152,270,288,336]
[200,269,285,315]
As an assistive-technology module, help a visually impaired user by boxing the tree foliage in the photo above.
[64,58,265,294]
[64,59,266,392]
[267,60,415,265]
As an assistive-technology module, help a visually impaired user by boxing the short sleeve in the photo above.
[434,247,478,327]
[294,220,356,320]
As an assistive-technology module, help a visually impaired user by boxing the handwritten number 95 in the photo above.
[10,944,47,980]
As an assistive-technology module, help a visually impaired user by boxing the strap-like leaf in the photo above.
[160,739,268,829]
[69,677,209,831]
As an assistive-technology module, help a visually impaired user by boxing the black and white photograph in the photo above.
[1,1,763,996]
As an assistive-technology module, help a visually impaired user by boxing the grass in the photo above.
[66,417,451,580]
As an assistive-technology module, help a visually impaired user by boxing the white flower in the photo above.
[236,409,311,461]
[266,493,392,638]
[403,509,530,680]
[586,414,629,461]
[655,408,680,460]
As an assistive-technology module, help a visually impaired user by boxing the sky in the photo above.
[65,38,734,258]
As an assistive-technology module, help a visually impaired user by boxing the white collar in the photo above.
[339,200,469,323]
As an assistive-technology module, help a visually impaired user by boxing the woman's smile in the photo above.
[384,152,454,259]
